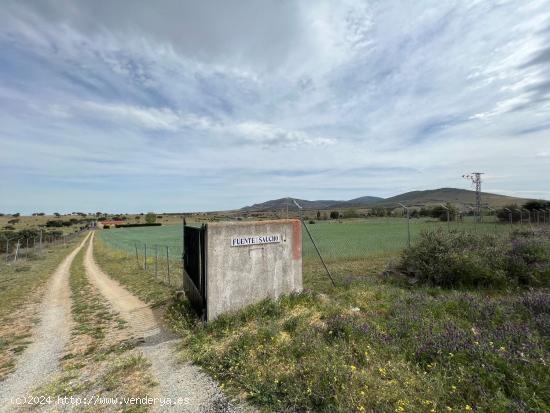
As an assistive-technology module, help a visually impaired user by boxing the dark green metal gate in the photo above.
[183,224,206,317]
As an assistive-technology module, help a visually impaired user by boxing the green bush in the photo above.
[400,229,550,288]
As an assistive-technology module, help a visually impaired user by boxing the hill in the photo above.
[241,198,341,212]
[374,187,530,208]
[241,188,535,211]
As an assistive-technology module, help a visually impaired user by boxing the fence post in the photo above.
[144,243,147,270]
[155,245,158,278]
[135,243,139,267]
[14,241,20,263]
[166,246,170,286]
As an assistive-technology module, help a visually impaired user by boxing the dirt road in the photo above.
[83,233,237,412]
[0,233,91,413]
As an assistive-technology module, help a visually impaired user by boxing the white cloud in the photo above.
[1,0,550,213]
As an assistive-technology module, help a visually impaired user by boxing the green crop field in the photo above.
[99,217,510,264]
[99,225,185,260]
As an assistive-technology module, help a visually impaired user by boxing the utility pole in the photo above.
[462,172,484,223]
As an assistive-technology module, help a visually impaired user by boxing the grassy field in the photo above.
[99,218,508,258]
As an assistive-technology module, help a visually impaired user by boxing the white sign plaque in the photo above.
[231,234,281,247]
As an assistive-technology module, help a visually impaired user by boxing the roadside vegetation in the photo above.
[34,245,156,409]
[401,228,550,288]
[164,229,549,412]
[0,237,84,380]
[94,225,549,411]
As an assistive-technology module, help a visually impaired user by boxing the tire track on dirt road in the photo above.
[0,233,91,413]
[83,232,239,413]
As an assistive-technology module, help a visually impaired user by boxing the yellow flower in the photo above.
[351,365,357,371]
[446,407,452,411]
[465,404,472,411]
[451,385,457,391]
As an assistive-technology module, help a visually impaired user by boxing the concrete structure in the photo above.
[97,220,125,229]
[193,219,302,320]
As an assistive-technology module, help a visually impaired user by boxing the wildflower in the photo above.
[465,404,472,411]
[499,346,506,352]
[451,385,457,391]
[350,365,357,371]
[446,407,452,411]
[360,391,365,396]
[358,407,366,412]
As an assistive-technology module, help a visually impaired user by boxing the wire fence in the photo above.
[101,237,185,290]
[0,229,88,264]
[300,215,549,287]
[98,215,550,291]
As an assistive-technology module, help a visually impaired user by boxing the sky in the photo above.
[1,0,550,214]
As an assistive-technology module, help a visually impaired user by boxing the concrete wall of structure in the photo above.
[205,219,302,320]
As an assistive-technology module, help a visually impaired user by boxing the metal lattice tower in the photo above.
[462,172,484,222]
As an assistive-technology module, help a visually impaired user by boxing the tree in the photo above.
[329,211,340,219]
[496,204,521,223]
[431,203,457,221]
[316,210,321,220]
[12,213,20,217]
[370,207,386,217]
[523,200,550,211]
[145,212,157,224]
[344,208,359,219]
[54,212,61,217]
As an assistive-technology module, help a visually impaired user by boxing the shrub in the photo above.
[400,229,550,288]
[145,212,156,224]
[46,220,63,227]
